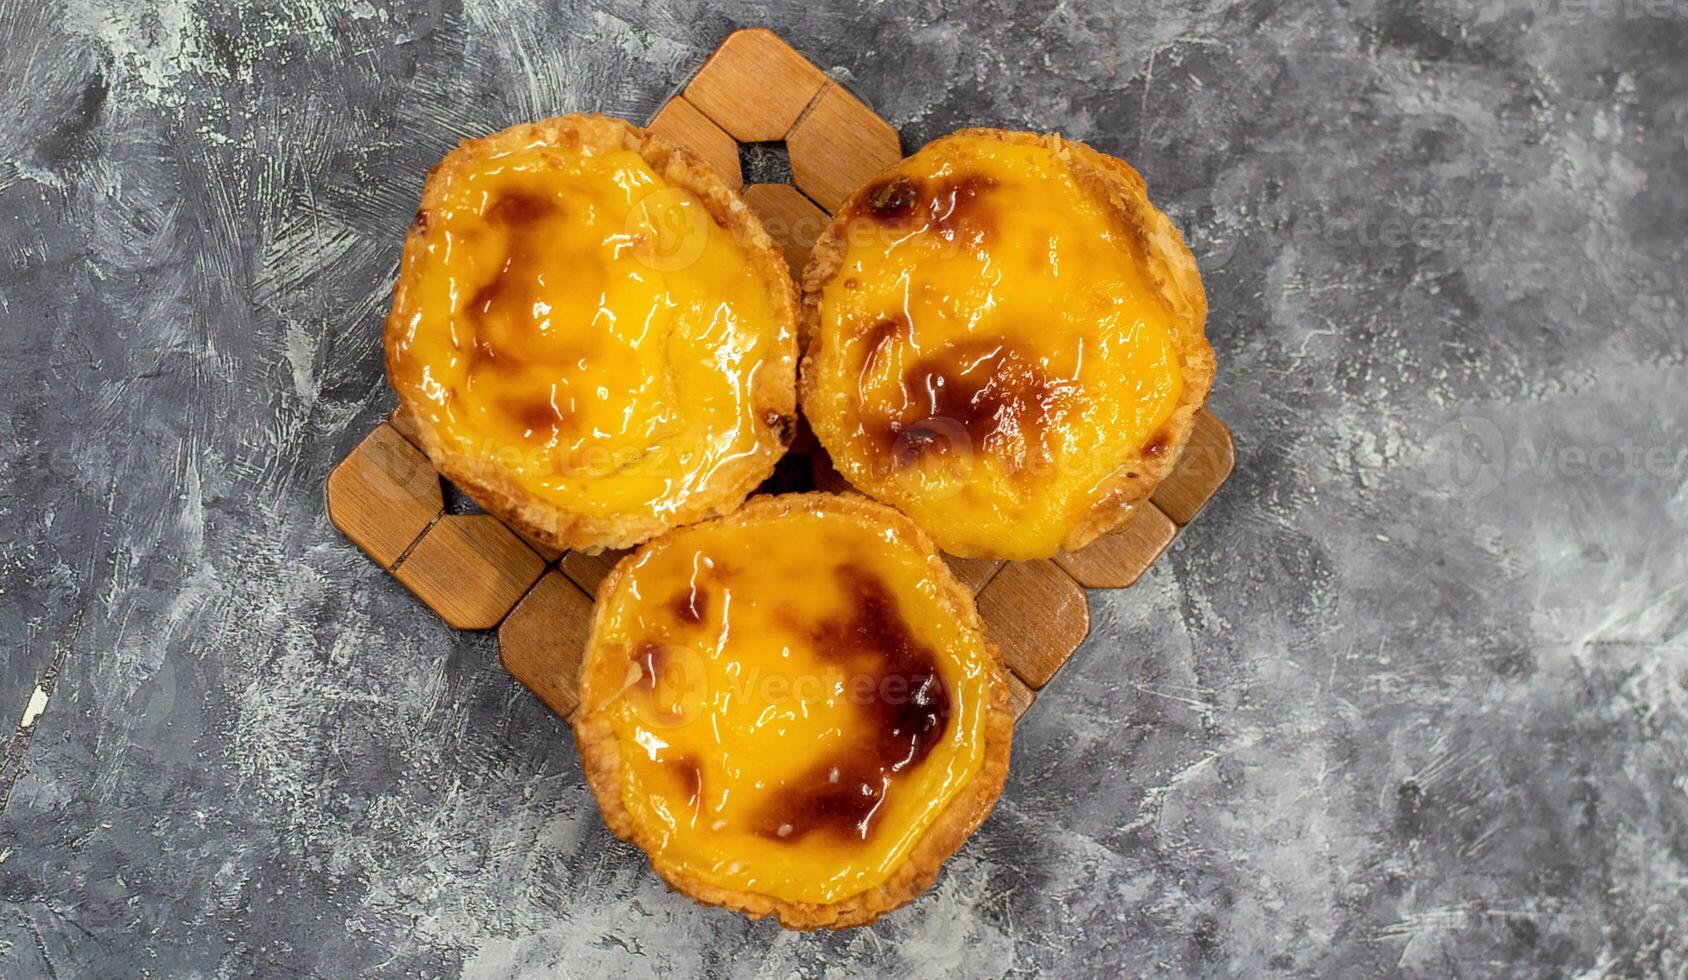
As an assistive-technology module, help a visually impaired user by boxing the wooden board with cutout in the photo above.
[326,28,1235,724]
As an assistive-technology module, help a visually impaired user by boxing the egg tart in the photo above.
[574,493,1013,929]
[385,114,797,553]
[799,129,1215,560]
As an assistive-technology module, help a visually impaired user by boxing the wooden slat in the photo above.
[499,571,596,719]
[387,404,423,446]
[1150,410,1235,526]
[808,447,851,494]
[944,555,1007,594]
[394,515,547,629]
[741,182,830,278]
[650,96,743,189]
[326,423,443,569]
[387,408,564,563]
[683,28,827,142]
[976,559,1090,690]
[1053,504,1177,589]
[559,548,629,597]
[512,529,565,564]
[1005,673,1036,722]
[787,83,902,211]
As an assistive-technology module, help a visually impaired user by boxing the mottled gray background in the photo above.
[1,0,1684,976]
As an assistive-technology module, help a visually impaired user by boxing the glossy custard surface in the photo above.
[807,135,1186,558]
[583,505,993,905]
[388,139,789,518]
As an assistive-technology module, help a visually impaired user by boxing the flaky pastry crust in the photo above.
[384,113,798,553]
[572,492,1014,929]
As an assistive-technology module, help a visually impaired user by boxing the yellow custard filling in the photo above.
[806,135,1186,558]
[582,504,993,905]
[387,138,789,518]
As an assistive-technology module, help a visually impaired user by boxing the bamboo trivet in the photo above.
[328,28,1235,725]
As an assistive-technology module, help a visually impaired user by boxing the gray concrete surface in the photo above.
[1,0,1685,976]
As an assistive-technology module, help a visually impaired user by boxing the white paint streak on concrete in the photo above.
[19,684,50,729]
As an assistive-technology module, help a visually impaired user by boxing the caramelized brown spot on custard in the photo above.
[925,174,997,246]
[667,751,703,806]
[851,173,996,247]
[411,209,430,234]
[864,338,1073,471]
[857,314,908,380]
[504,395,562,438]
[468,191,559,333]
[484,191,555,226]
[757,564,950,842]
[862,176,921,223]
[1143,430,1170,459]
[760,759,884,843]
[672,583,709,626]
